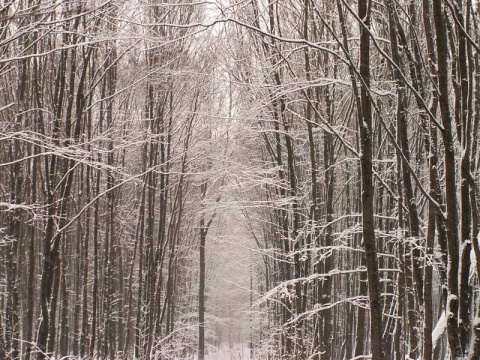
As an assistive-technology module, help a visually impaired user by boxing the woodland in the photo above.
[1,0,480,359]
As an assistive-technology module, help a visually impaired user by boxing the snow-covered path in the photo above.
[202,208,257,359]
[204,345,251,360]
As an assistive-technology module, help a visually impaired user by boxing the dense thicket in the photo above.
[1,0,480,359]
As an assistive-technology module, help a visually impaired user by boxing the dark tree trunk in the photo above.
[432,0,462,357]
[358,0,384,358]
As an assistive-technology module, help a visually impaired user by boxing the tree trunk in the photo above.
[432,0,462,356]
[358,0,384,358]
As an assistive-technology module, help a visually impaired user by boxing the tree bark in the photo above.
[358,0,384,358]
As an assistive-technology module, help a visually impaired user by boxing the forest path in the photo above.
[204,344,251,360]
[204,207,257,359]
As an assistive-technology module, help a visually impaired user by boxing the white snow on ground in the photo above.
[46,345,252,360]
[165,344,251,360]
[203,344,251,360]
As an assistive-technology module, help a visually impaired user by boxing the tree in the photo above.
[1,0,480,359]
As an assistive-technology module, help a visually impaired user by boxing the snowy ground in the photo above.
[46,346,252,360]
[204,345,251,360]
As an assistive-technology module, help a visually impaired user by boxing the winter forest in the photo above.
[2,0,480,359]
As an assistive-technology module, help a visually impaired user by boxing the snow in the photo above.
[432,311,447,350]
[157,345,252,360]
[447,293,458,305]
[470,246,476,283]
[0,202,34,211]
[472,317,480,328]
[204,345,251,360]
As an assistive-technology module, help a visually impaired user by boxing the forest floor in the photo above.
[204,344,251,360]
[203,210,257,355]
